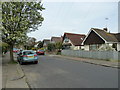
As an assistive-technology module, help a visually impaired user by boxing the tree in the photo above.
[47,43,56,52]
[24,37,37,50]
[0,42,9,55]
[55,42,62,50]
[1,2,44,62]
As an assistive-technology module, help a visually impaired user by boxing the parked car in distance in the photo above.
[17,50,38,65]
[36,50,45,55]
[13,48,20,53]
[33,50,37,53]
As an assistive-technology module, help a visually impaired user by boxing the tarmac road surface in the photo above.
[21,55,118,88]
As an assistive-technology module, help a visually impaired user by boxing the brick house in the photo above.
[51,37,62,44]
[43,39,50,50]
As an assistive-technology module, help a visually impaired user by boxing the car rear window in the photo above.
[23,51,35,55]
[38,50,44,52]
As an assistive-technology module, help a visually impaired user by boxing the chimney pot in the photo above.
[103,28,108,32]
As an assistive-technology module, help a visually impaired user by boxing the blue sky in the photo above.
[27,1,118,41]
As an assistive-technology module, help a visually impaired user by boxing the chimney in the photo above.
[103,28,108,32]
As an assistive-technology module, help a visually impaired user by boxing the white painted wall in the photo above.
[81,46,84,50]
[34,43,39,47]
[117,43,120,51]
[84,45,89,51]
[62,50,119,60]
[108,43,113,47]
[71,46,80,50]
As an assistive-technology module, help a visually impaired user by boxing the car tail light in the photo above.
[34,54,37,56]
[22,55,28,57]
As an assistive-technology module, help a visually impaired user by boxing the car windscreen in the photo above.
[23,51,35,55]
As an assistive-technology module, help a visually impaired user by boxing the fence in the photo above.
[61,50,120,61]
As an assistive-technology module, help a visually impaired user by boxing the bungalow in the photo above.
[51,37,63,43]
[43,39,50,50]
[34,41,41,48]
[62,32,86,50]
[82,28,120,51]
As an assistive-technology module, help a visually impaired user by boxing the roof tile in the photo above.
[92,28,119,42]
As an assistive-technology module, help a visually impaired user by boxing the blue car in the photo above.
[17,50,38,65]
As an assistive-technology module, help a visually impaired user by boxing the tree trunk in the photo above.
[9,45,14,62]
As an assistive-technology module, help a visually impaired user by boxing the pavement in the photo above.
[52,55,119,68]
[2,52,29,89]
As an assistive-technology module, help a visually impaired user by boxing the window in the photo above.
[112,43,117,51]
[64,37,69,42]
[90,44,101,51]
[90,44,97,51]
[23,51,35,55]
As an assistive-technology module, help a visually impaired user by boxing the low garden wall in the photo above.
[61,50,120,61]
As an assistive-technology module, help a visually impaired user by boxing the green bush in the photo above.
[47,43,56,51]
[0,42,9,54]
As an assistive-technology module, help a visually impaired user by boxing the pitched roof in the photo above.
[43,39,50,42]
[43,39,50,46]
[43,39,50,44]
[92,28,119,42]
[63,32,86,46]
[82,28,120,45]
[51,37,62,43]
[113,33,120,42]
[34,41,42,45]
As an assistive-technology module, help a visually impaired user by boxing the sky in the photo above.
[27,1,118,41]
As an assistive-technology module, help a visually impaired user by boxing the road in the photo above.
[21,55,118,88]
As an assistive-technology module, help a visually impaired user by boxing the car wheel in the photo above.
[34,61,38,64]
[20,61,24,65]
